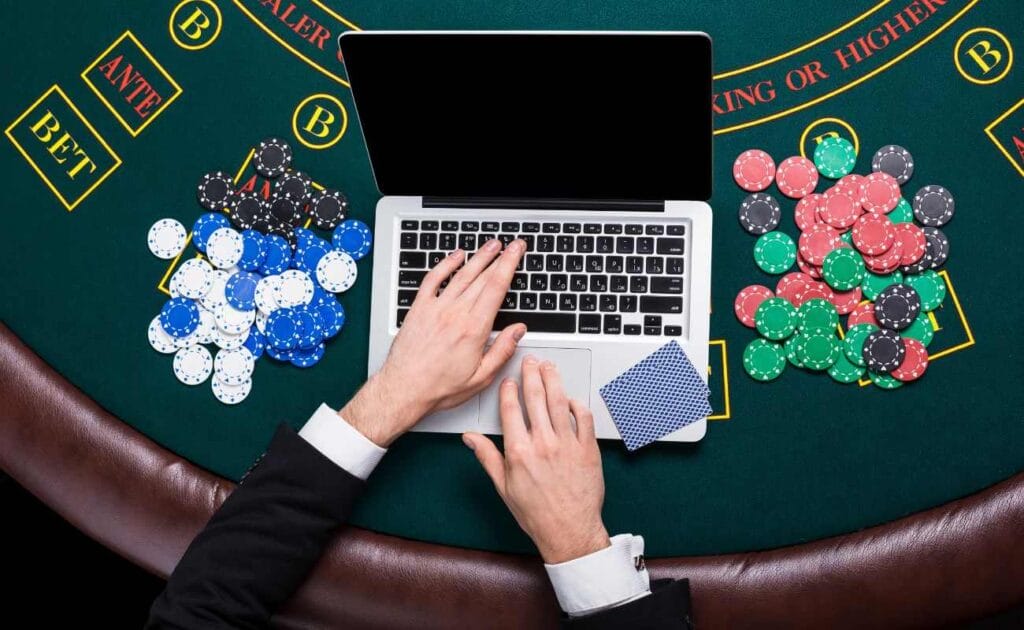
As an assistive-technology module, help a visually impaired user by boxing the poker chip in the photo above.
[794,194,823,231]
[214,347,255,386]
[266,308,300,350]
[797,331,840,371]
[784,334,805,368]
[821,248,864,291]
[862,241,903,275]
[195,308,217,345]
[215,302,256,335]
[254,275,281,314]
[265,346,294,362]
[893,223,927,266]
[255,309,268,334]
[834,174,863,200]
[316,250,358,293]
[847,301,880,328]
[753,231,797,274]
[829,286,862,315]
[170,257,214,299]
[798,224,840,266]
[290,342,326,368]
[843,323,878,367]
[309,188,350,230]
[238,230,267,271]
[148,218,188,259]
[871,145,914,184]
[225,271,260,311]
[813,137,856,179]
[902,313,935,347]
[259,234,292,275]
[148,316,179,354]
[253,137,292,178]
[921,227,949,269]
[212,325,248,350]
[870,371,904,389]
[858,172,900,213]
[315,298,346,339]
[733,149,776,192]
[912,185,954,227]
[796,251,823,280]
[754,297,797,340]
[160,297,200,338]
[228,191,264,231]
[797,298,838,333]
[332,219,373,260]
[851,212,895,255]
[862,329,906,374]
[201,269,230,312]
[242,327,265,359]
[275,171,312,204]
[738,193,781,235]
[775,156,819,198]
[798,281,834,306]
[861,270,902,300]
[904,270,946,312]
[819,186,862,229]
[827,352,865,383]
[268,191,304,227]
[774,273,812,305]
[874,284,921,331]
[206,227,244,269]
[212,373,253,404]
[890,338,928,382]
[743,338,786,382]
[274,269,315,307]
[197,171,235,211]
[297,238,332,274]
[173,345,213,386]
[293,306,324,349]
[889,198,914,223]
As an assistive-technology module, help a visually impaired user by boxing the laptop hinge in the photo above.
[422,197,665,212]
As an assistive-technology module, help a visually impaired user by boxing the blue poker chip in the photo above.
[238,230,266,271]
[332,219,372,261]
[298,238,331,274]
[265,308,299,350]
[311,285,331,307]
[225,271,260,311]
[293,305,323,349]
[159,297,200,338]
[242,326,265,359]
[315,298,345,339]
[265,345,294,362]
[259,234,292,275]
[293,227,317,251]
[290,342,325,368]
[192,213,231,253]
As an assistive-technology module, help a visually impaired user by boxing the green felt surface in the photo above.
[2,0,1022,557]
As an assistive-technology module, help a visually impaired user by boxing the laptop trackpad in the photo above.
[478,347,592,433]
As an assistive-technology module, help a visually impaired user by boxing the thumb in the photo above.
[462,432,506,493]
[474,324,526,386]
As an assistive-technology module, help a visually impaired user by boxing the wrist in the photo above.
[537,523,611,565]
[340,373,429,447]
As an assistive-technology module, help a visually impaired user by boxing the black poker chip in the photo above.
[251,217,274,235]
[871,145,914,185]
[196,170,235,211]
[922,226,949,269]
[274,171,311,204]
[874,284,921,331]
[738,192,781,235]
[308,188,349,230]
[862,329,906,374]
[912,185,954,227]
[253,137,292,178]
[267,191,304,226]
[228,191,264,230]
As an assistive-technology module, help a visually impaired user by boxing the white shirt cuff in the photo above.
[543,533,651,617]
[298,403,387,481]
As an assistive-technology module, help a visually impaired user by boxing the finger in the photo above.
[465,239,526,316]
[462,433,506,494]
[498,378,529,444]
[472,323,526,389]
[442,238,502,298]
[417,249,464,301]
[569,399,596,444]
[539,361,573,435]
[521,356,554,438]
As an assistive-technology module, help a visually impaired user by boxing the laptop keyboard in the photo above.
[394,219,687,336]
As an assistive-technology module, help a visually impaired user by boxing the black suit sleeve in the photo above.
[562,579,693,630]
[146,423,365,630]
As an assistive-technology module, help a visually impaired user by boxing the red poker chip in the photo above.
[891,338,929,382]
[733,150,776,192]
[796,251,823,279]
[834,174,863,200]
[820,186,862,229]
[830,286,863,315]
[863,242,903,274]
[847,301,880,328]
[794,194,824,231]
[734,284,774,328]
[894,223,927,265]
[776,156,819,199]
[798,223,841,265]
[776,272,815,304]
[799,281,835,306]
[859,172,901,213]
[851,212,895,255]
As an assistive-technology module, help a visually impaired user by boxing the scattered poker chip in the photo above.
[819,186,861,229]
[829,286,862,315]
[293,306,324,349]
[774,273,812,305]
[874,284,921,330]
[798,281,834,306]
[870,371,904,390]
[212,324,248,350]
[214,347,255,386]
[309,188,350,230]
[253,137,293,178]
[858,172,900,214]
[259,234,292,275]
[796,251,823,280]
[291,342,326,368]
[784,333,805,368]
[775,155,819,198]
[332,219,373,260]
[921,227,949,269]
[201,269,230,312]
[833,174,863,201]
[315,298,346,339]
[297,238,332,274]
[170,257,214,299]
[238,230,267,272]
[228,191,264,231]
[893,223,927,266]
[215,302,256,335]
[274,269,315,307]
[316,250,358,293]
[821,248,865,291]
[889,197,914,223]
[871,145,914,184]
[242,327,265,359]
[798,298,838,333]
[266,308,300,350]
[267,191,304,227]
[813,137,856,179]
[255,310,268,334]
[254,275,281,315]
[843,323,878,367]
[797,331,840,371]
[733,149,776,192]
[197,171,235,211]
[148,316,179,354]
[743,338,786,382]
[862,329,906,374]
[902,313,935,347]
[753,231,797,274]
[798,224,840,266]
[827,352,865,384]
[738,193,781,235]
[195,308,217,345]
[173,345,213,386]
[862,241,903,275]
[904,270,946,312]
[265,345,294,362]
[191,213,231,253]
[851,212,895,255]
[212,374,253,404]
[206,227,244,269]
[861,270,902,300]
[847,301,881,328]
[890,338,928,382]
[160,297,200,338]
[148,218,188,259]
[754,297,797,340]
[912,185,954,227]
[275,171,312,204]
[225,271,261,311]
[794,194,824,231]
[735,285,774,328]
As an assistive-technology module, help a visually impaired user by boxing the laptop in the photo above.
[339,31,713,442]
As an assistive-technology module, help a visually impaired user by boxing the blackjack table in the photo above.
[2,1,1023,627]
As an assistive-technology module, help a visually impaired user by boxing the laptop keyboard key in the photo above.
[603,315,622,334]
[498,234,515,247]
[501,221,520,232]
[526,254,544,271]
[630,277,648,293]
[399,252,426,269]
[646,224,665,235]
[520,292,538,310]
[651,277,683,294]
[397,290,417,307]
[399,270,426,288]
[420,233,437,250]
[493,310,575,332]
[667,257,685,274]
[596,237,614,253]
[540,293,557,310]
[502,293,517,309]
[626,256,644,273]
[530,274,548,291]
[570,275,588,291]
[460,221,479,231]
[428,252,445,267]
[610,275,628,292]
[519,234,535,251]
[664,325,682,336]
[564,223,582,233]
[577,236,594,253]
[421,221,439,230]
[619,295,638,312]
[441,221,459,231]
[400,233,418,250]
[566,255,584,272]
[512,273,529,291]
[616,237,634,254]
[604,224,623,234]
[521,222,540,233]
[646,257,664,274]
[551,274,568,291]
[559,294,577,311]
[397,309,410,326]
[606,256,623,273]
[589,275,608,292]
[637,237,654,254]
[557,236,574,252]
[543,223,561,233]
[586,256,603,273]
[599,295,617,312]
[579,314,601,333]
[401,220,419,230]
[625,224,643,235]
[584,223,602,234]
[537,235,554,252]
[545,254,563,272]
[657,238,685,255]
[641,296,683,314]
[580,294,597,311]
[482,221,499,232]
[624,324,641,335]
[668,225,685,235]
[439,233,457,250]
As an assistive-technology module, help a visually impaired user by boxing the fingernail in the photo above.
[541,360,554,370]
[486,238,501,251]
[448,248,462,258]
[513,325,526,341]
[461,434,475,450]
[510,239,525,253]
[524,354,537,365]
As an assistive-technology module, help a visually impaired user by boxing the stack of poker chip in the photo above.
[732,141,952,388]
[145,138,372,404]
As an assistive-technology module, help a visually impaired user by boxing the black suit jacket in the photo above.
[147,424,693,629]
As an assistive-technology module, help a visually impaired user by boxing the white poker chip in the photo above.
[201,269,230,311]
[214,347,255,386]
[148,316,178,354]
[215,302,255,334]
[212,325,248,350]
[316,250,358,293]
[274,270,315,307]
[254,274,281,315]
[173,323,202,349]
[173,345,212,386]
[148,218,187,259]
[212,374,252,405]
[206,227,244,269]
[170,258,213,299]
[255,310,268,334]
[195,307,217,345]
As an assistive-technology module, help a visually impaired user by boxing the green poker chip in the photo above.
[861,270,903,300]
[904,270,946,312]
[798,298,838,333]
[870,371,904,390]
[840,230,853,246]
[822,248,865,291]
[743,338,787,382]
[798,331,840,371]
[753,231,797,274]
[755,297,798,340]
[828,352,866,383]
[902,313,935,347]
[889,197,914,223]
[813,137,857,179]
[843,323,878,367]
[784,333,805,367]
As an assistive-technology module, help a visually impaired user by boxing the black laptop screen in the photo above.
[339,32,712,202]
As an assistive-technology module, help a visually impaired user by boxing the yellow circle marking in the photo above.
[292,93,349,150]
[954,27,1013,85]
[799,117,860,160]
[169,0,222,51]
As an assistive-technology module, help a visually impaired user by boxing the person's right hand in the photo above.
[462,356,611,564]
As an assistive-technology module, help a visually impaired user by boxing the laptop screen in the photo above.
[339,32,712,202]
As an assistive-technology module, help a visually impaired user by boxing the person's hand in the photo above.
[340,238,528,446]
[462,356,610,564]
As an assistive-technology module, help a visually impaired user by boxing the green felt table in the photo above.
[2,0,1022,559]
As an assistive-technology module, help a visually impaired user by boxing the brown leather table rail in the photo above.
[2,321,1022,629]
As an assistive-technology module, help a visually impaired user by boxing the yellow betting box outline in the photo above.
[4,84,122,212]
[81,30,183,137]
[985,99,1024,177]
[706,339,731,421]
